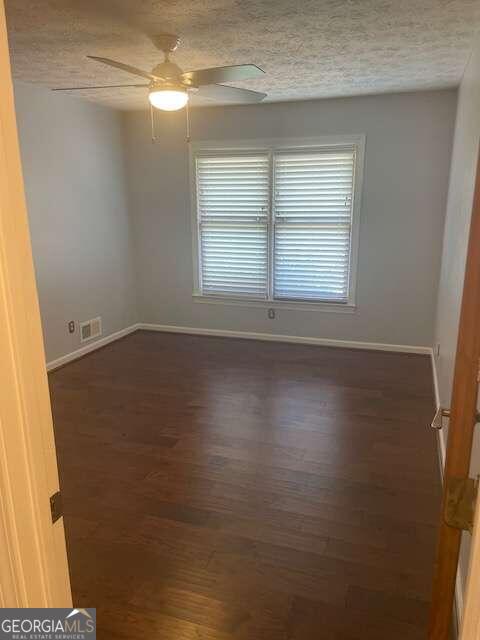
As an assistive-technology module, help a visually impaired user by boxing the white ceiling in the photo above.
[5,0,478,110]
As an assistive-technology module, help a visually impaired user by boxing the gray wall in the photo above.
[434,30,480,597]
[14,81,138,363]
[124,90,456,347]
[14,84,458,363]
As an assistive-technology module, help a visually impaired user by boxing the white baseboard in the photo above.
[46,324,140,371]
[138,323,432,354]
[430,351,463,636]
[46,321,431,371]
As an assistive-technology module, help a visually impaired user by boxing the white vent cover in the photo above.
[80,317,102,343]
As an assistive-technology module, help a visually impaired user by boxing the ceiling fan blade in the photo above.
[87,56,162,81]
[196,84,266,104]
[181,64,264,87]
[52,84,149,91]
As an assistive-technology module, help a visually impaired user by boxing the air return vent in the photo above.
[80,317,102,343]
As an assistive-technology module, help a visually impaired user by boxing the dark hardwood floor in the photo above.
[49,330,441,639]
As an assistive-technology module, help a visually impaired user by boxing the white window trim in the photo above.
[189,134,365,312]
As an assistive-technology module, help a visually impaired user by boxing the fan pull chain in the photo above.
[186,99,191,144]
[149,102,191,144]
[150,104,157,143]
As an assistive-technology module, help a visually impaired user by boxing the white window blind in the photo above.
[196,154,269,298]
[194,143,360,305]
[273,148,355,302]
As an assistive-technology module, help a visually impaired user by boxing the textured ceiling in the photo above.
[5,0,478,110]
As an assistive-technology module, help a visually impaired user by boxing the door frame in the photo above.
[0,0,71,606]
[429,135,480,638]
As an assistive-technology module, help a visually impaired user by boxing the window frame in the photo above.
[190,134,365,312]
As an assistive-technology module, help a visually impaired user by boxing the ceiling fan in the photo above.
[53,34,267,111]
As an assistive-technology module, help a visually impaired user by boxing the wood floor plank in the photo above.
[49,330,440,638]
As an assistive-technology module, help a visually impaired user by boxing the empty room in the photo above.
[2,1,480,639]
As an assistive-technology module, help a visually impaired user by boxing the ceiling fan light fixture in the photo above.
[148,86,189,111]
[80,39,267,113]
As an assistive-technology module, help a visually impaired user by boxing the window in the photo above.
[192,137,363,308]
[196,154,269,298]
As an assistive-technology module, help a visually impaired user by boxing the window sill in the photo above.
[192,294,356,314]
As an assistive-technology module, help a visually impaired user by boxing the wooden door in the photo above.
[0,0,71,606]
[428,145,480,638]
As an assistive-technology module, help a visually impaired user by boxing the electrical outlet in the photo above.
[68,320,75,334]
[268,308,275,320]
[434,343,440,358]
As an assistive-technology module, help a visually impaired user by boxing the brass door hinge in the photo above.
[431,407,480,430]
[50,491,63,523]
[444,477,478,533]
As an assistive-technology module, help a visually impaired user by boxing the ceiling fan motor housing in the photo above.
[152,61,185,83]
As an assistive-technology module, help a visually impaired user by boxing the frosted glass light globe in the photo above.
[148,89,189,111]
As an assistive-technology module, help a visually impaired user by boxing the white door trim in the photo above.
[0,0,71,606]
